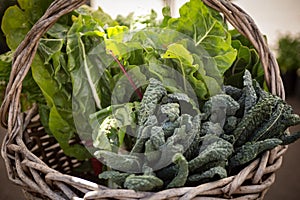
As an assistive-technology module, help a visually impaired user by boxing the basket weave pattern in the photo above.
[0,0,287,199]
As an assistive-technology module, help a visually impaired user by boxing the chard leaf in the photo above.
[160,6,171,28]
[107,26,129,41]
[66,14,109,144]
[167,0,237,76]
[162,43,193,65]
[162,43,194,92]
[111,65,147,104]
[1,0,53,50]
[0,52,44,111]
[17,0,53,23]
[31,54,90,160]
[1,5,31,50]
[225,33,264,88]
[0,51,13,82]
[38,39,64,64]
[0,51,11,104]
[47,23,70,40]
[90,6,118,27]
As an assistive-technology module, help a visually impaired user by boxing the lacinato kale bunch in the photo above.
[93,71,300,191]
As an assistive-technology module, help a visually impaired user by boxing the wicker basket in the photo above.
[0,0,288,199]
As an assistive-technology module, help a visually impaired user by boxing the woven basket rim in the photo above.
[0,0,287,199]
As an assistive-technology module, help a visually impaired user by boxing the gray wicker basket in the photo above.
[0,0,287,199]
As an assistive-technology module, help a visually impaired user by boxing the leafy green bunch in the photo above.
[1,0,299,192]
[94,71,300,191]
[0,0,276,168]
[0,0,235,159]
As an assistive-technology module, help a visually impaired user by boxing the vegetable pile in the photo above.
[1,0,300,192]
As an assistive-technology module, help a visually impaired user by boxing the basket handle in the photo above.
[0,0,284,129]
[0,0,87,129]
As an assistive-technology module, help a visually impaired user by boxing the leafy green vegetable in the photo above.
[229,138,282,168]
[281,131,300,145]
[167,0,237,75]
[91,102,138,152]
[98,171,129,187]
[2,0,300,193]
[225,30,264,88]
[188,166,227,183]
[95,150,141,173]
[0,0,18,52]
[166,153,188,188]
[124,174,163,191]
[137,78,167,125]
[202,94,240,127]
[188,134,233,172]
[1,0,53,50]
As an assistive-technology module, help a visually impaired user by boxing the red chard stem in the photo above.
[109,50,143,100]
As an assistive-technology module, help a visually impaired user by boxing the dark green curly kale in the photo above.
[162,120,180,138]
[145,126,165,164]
[131,115,157,153]
[229,138,282,168]
[223,85,243,100]
[242,70,257,115]
[223,116,238,134]
[94,72,300,191]
[124,174,164,191]
[161,102,181,137]
[233,96,279,147]
[249,103,287,142]
[200,122,224,137]
[188,166,227,183]
[183,114,203,160]
[138,78,167,125]
[166,93,200,116]
[188,135,233,172]
[281,131,300,145]
[160,103,180,122]
[202,94,240,127]
[98,171,130,187]
[252,79,269,100]
[94,150,141,173]
[166,153,188,188]
[268,112,300,140]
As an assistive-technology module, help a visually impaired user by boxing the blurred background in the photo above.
[1,0,300,199]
